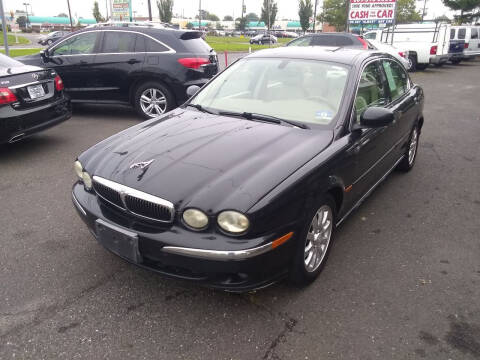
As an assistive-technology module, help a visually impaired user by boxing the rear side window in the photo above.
[134,35,169,52]
[287,36,312,46]
[450,29,455,39]
[458,28,466,39]
[182,38,211,53]
[311,35,354,46]
[382,60,409,101]
[101,32,136,53]
[471,28,478,39]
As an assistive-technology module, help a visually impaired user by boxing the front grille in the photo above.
[92,176,174,223]
[125,195,172,222]
[93,180,123,208]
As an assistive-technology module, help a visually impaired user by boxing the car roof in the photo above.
[66,25,190,38]
[245,46,387,66]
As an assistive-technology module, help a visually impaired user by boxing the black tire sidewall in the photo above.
[408,54,417,72]
[397,124,420,172]
[133,81,174,119]
[289,195,337,286]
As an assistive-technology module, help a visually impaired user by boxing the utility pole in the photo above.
[313,0,318,32]
[147,0,152,21]
[66,0,73,31]
[199,0,201,30]
[421,0,428,21]
[267,0,270,33]
[1,0,9,56]
[105,0,108,20]
[23,2,30,26]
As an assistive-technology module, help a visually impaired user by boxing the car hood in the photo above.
[14,54,44,67]
[79,108,333,214]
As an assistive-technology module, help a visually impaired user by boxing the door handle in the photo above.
[127,59,141,64]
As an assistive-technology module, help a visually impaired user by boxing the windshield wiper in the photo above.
[218,111,309,129]
[186,103,218,115]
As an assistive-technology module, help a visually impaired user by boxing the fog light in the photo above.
[183,209,209,230]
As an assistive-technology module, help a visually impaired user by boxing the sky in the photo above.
[4,0,454,21]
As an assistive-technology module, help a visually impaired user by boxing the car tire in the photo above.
[289,195,336,286]
[46,39,53,45]
[407,54,417,72]
[133,81,174,120]
[451,59,461,64]
[416,63,428,71]
[397,124,420,172]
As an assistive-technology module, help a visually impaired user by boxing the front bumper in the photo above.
[0,96,71,144]
[72,183,297,291]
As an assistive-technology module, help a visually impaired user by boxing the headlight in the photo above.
[217,211,249,234]
[74,160,92,190]
[82,171,92,190]
[74,160,84,180]
[183,209,209,230]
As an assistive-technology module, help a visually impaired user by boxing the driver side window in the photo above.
[52,33,97,56]
[354,62,388,123]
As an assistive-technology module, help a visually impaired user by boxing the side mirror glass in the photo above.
[359,107,394,128]
[186,85,200,98]
[40,49,49,61]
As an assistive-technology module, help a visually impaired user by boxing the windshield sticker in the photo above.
[315,110,334,123]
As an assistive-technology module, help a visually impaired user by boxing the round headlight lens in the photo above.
[82,171,93,190]
[217,211,249,234]
[74,160,84,180]
[183,209,209,229]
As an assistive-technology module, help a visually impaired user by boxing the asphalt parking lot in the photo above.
[1,59,480,360]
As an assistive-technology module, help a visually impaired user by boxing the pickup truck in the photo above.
[364,23,461,71]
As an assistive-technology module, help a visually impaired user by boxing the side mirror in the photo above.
[40,49,49,62]
[359,107,394,128]
[186,85,200,98]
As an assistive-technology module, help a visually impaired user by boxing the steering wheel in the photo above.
[307,95,336,110]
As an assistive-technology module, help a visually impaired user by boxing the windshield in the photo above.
[190,58,349,127]
[0,54,23,68]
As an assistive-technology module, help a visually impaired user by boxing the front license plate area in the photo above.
[27,84,45,99]
[95,219,141,263]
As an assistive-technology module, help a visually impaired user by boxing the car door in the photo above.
[343,60,394,203]
[380,59,419,157]
[90,30,145,103]
[47,31,100,101]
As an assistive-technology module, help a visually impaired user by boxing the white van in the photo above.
[450,25,480,60]
[364,23,455,71]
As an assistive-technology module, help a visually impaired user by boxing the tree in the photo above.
[245,12,259,22]
[207,13,220,21]
[260,0,278,30]
[157,0,174,23]
[216,22,224,30]
[442,0,480,23]
[317,0,347,31]
[186,22,194,29]
[223,15,233,21]
[236,17,247,30]
[92,1,105,22]
[395,0,422,23]
[57,13,68,17]
[298,0,313,33]
[16,16,27,28]
[434,14,451,22]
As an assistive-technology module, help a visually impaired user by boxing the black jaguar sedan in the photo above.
[0,54,71,144]
[72,47,424,291]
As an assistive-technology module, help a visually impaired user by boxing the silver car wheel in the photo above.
[304,205,333,273]
[140,88,167,117]
[408,127,418,165]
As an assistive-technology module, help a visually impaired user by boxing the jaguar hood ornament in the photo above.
[129,159,155,170]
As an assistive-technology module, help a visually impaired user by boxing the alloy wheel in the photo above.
[304,205,333,273]
[408,127,418,165]
[140,88,167,117]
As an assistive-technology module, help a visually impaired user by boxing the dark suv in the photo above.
[18,26,218,118]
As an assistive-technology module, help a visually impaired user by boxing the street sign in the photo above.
[348,0,397,24]
[112,0,132,21]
